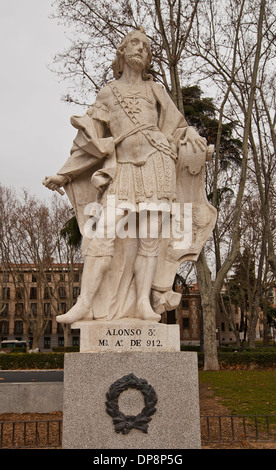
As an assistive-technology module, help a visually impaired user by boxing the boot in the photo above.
[56,255,112,324]
[134,254,161,322]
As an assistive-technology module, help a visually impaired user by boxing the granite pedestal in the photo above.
[62,321,201,449]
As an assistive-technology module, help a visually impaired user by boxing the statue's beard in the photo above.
[124,53,146,72]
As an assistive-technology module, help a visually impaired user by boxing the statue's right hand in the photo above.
[42,175,66,195]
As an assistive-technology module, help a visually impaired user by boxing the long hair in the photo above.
[112,27,153,81]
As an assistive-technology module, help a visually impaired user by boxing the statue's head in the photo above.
[112,27,152,80]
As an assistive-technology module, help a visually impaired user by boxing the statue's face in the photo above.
[124,31,150,71]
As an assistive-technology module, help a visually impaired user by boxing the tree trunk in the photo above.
[170,63,184,115]
[233,328,241,348]
[219,297,241,347]
[23,320,30,352]
[247,304,259,348]
[63,324,71,348]
[202,299,220,370]
[196,251,219,371]
[262,314,268,347]
[31,333,39,351]
[243,317,248,343]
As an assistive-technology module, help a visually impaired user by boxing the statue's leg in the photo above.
[134,211,161,321]
[56,255,112,324]
[56,205,120,324]
[134,253,161,321]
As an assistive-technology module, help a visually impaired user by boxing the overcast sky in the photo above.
[0,0,82,202]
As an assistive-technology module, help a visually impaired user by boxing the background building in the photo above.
[0,263,82,351]
[1,265,275,350]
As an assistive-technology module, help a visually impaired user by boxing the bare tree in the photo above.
[184,0,268,368]
[0,184,81,349]
[50,0,201,109]
[49,0,274,369]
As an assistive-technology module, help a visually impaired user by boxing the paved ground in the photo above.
[0,370,64,382]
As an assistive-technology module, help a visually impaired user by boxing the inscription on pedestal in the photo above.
[100,326,162,349]
[72,320,180,353]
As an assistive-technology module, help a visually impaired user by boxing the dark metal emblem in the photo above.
[106,373,157,434]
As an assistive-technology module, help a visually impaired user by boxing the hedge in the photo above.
[181,345,276,353]
[0,353,64,370]
[0,350,276,370]
[197,351,276,369]
[52,346,79,353]
[218,351,276,369]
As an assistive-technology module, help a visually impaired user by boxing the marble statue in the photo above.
[43,28,216,324]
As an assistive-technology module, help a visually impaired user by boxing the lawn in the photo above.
[198,369,276,416]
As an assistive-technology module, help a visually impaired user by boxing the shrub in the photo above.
[195,351,276,369]
[218,351,276,369]
[180,345,201,352]
[52,346,79,353]
[0,352,64,370]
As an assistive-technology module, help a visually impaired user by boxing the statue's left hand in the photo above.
[181,127,207,153]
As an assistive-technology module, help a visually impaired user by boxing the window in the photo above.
[15,303,24,316]
[30,303,37,316]
[221,322,225,332]
[16,288,23,300]
[44,321,52,335]
[58,337,64,347]
[58,286,66,299]
[32,274,37,283]
[44,337,51,349]
[14,321,23,334]
[44,303,51,315]
[2,273,9,283]
[2,288,10,300]
[0,321,9,334]
[58,303,67,314]
[182,317,190,329]
[1,304,9,316]
[60,274,65,282]
[268,288,274,300]
[74,273,80,283]
[30,287,37,299]
[73,286,80,299]
[73,336,79,347]
[44,287,53,299]
[182,300,189,310]
[46,273,52,282]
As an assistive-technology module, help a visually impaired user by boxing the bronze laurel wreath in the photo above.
[105,373,157,434]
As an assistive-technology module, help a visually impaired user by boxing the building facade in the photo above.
[164,283,275,346]
[1,264,274,350]
[0,263,82,351]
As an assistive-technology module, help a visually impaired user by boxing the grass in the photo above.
[199,369,276,416]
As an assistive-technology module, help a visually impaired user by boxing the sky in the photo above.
[0,0,81,202]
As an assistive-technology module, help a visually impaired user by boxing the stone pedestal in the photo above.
[62,347,201,449]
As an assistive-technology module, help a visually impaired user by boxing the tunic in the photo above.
[57,79,188,231]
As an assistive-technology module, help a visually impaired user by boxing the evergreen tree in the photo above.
[182,85,242,170]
